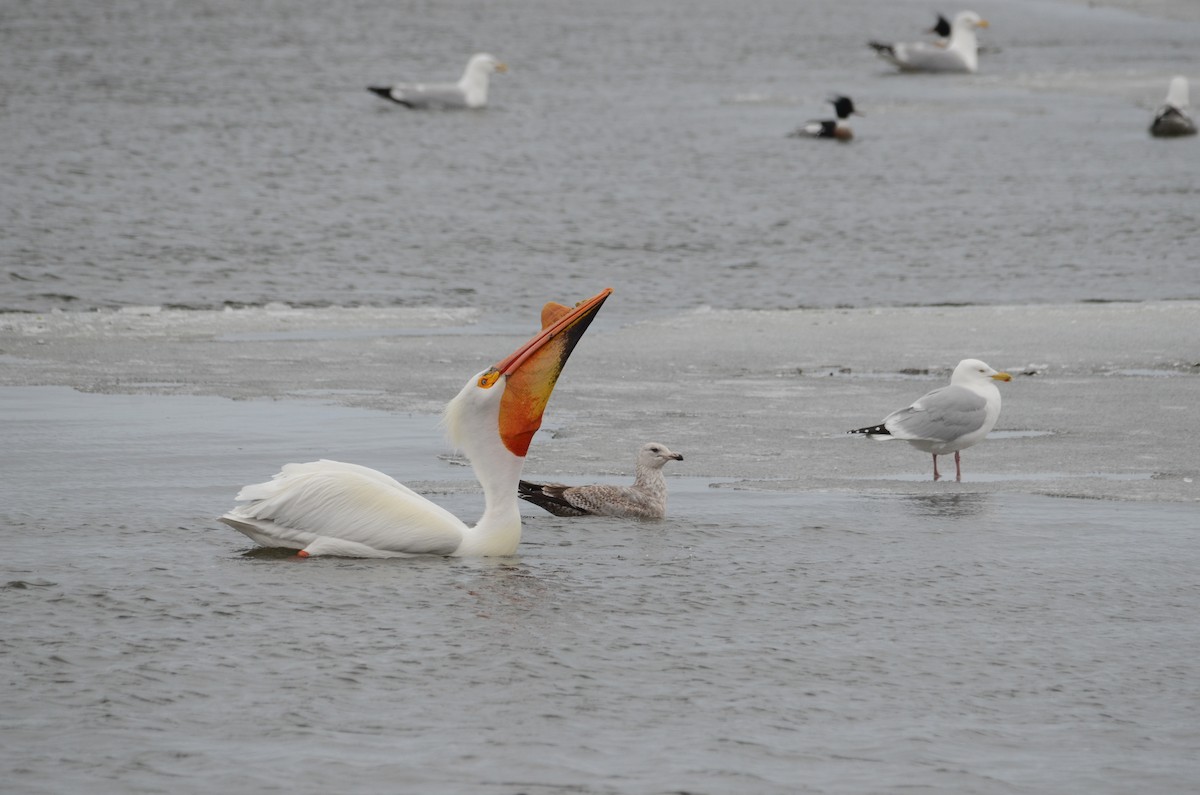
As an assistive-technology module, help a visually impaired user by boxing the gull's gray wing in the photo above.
[519,481,664,519]
[883,384,988,443]
[892,42,970,72]
[559,484,664,519]
[388,82,468,109]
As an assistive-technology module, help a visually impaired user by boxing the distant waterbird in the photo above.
[1149,76,1197,138]
[869,11,989,74]
[368,53,507,109]
[789,95,862,142]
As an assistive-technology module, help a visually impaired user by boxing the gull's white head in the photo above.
[466,53,507,76]
[458,53,507,107]
[951,358,1013,385]
[638,442,684,471]
[952,11,989,33]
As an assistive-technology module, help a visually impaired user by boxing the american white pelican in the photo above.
[219,288,611,557]
[789,95,862,142]
[848,359,1012,481]
[869,11,989,74]
[1150,76,1197,138]
[368,53,507,109]
[519,442,684,520]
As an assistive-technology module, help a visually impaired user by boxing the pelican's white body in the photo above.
[220,372,527,557]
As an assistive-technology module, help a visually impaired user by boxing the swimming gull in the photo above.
[869,11,989,74]
[518,443,684,519]
[368,53,506,109]
[848,359,1012,481]
[789,95,862,141]
[1149,76,1197,138]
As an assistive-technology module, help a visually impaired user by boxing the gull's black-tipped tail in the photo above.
[848,423,890,436]
[867,41,894,57]
[518,480,590,517]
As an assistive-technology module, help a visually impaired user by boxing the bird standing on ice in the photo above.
[869,11,989,74]
[219,289,611,557]
[519,443,684,519]
[848,359,1012,481]
[368,53,507,109]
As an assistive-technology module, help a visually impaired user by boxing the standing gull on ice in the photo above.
[518,443,684,519]
[789,95,862,141]
[219,289,610,557]
[368,53,507,109]
[1149,76,1197,138]
[848,359,1012,481]
[869,11,989,74]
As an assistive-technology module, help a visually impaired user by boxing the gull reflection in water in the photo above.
[904,492,990,519]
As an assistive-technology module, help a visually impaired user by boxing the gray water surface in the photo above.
[3,388,1198,794]
[3,0,1199,321]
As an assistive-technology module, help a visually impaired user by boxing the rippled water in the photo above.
[4,0,1200,790]
[3,0,1199,322]
[4,388,1199,793]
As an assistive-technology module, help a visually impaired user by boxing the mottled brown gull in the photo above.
[519,443,684,520]
[848,359,1012,481]
[368,53,506,110]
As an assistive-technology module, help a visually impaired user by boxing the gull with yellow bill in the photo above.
[869,11,989,74]
[848,359,1012,482]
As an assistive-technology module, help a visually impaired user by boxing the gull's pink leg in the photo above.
[954,451,962,482]
[932,454,941,481]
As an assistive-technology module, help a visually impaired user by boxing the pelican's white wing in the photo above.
[220,460,467,556]
[883,385,988,442]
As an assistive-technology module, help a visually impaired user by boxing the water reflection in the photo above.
[903,492,991,519]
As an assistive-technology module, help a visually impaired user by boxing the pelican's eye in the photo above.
[478,369,501,389]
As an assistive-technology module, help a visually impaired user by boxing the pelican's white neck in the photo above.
[444,376,527,556]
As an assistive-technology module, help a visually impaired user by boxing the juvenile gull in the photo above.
[368,53,506,109]
[1149,76,1197,138]
[869,11,989,74]
[848,359,1012,481]
[789,95,862,141]
[518,443,683,519]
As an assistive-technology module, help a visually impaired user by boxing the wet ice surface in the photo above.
[3,385,1199,794]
